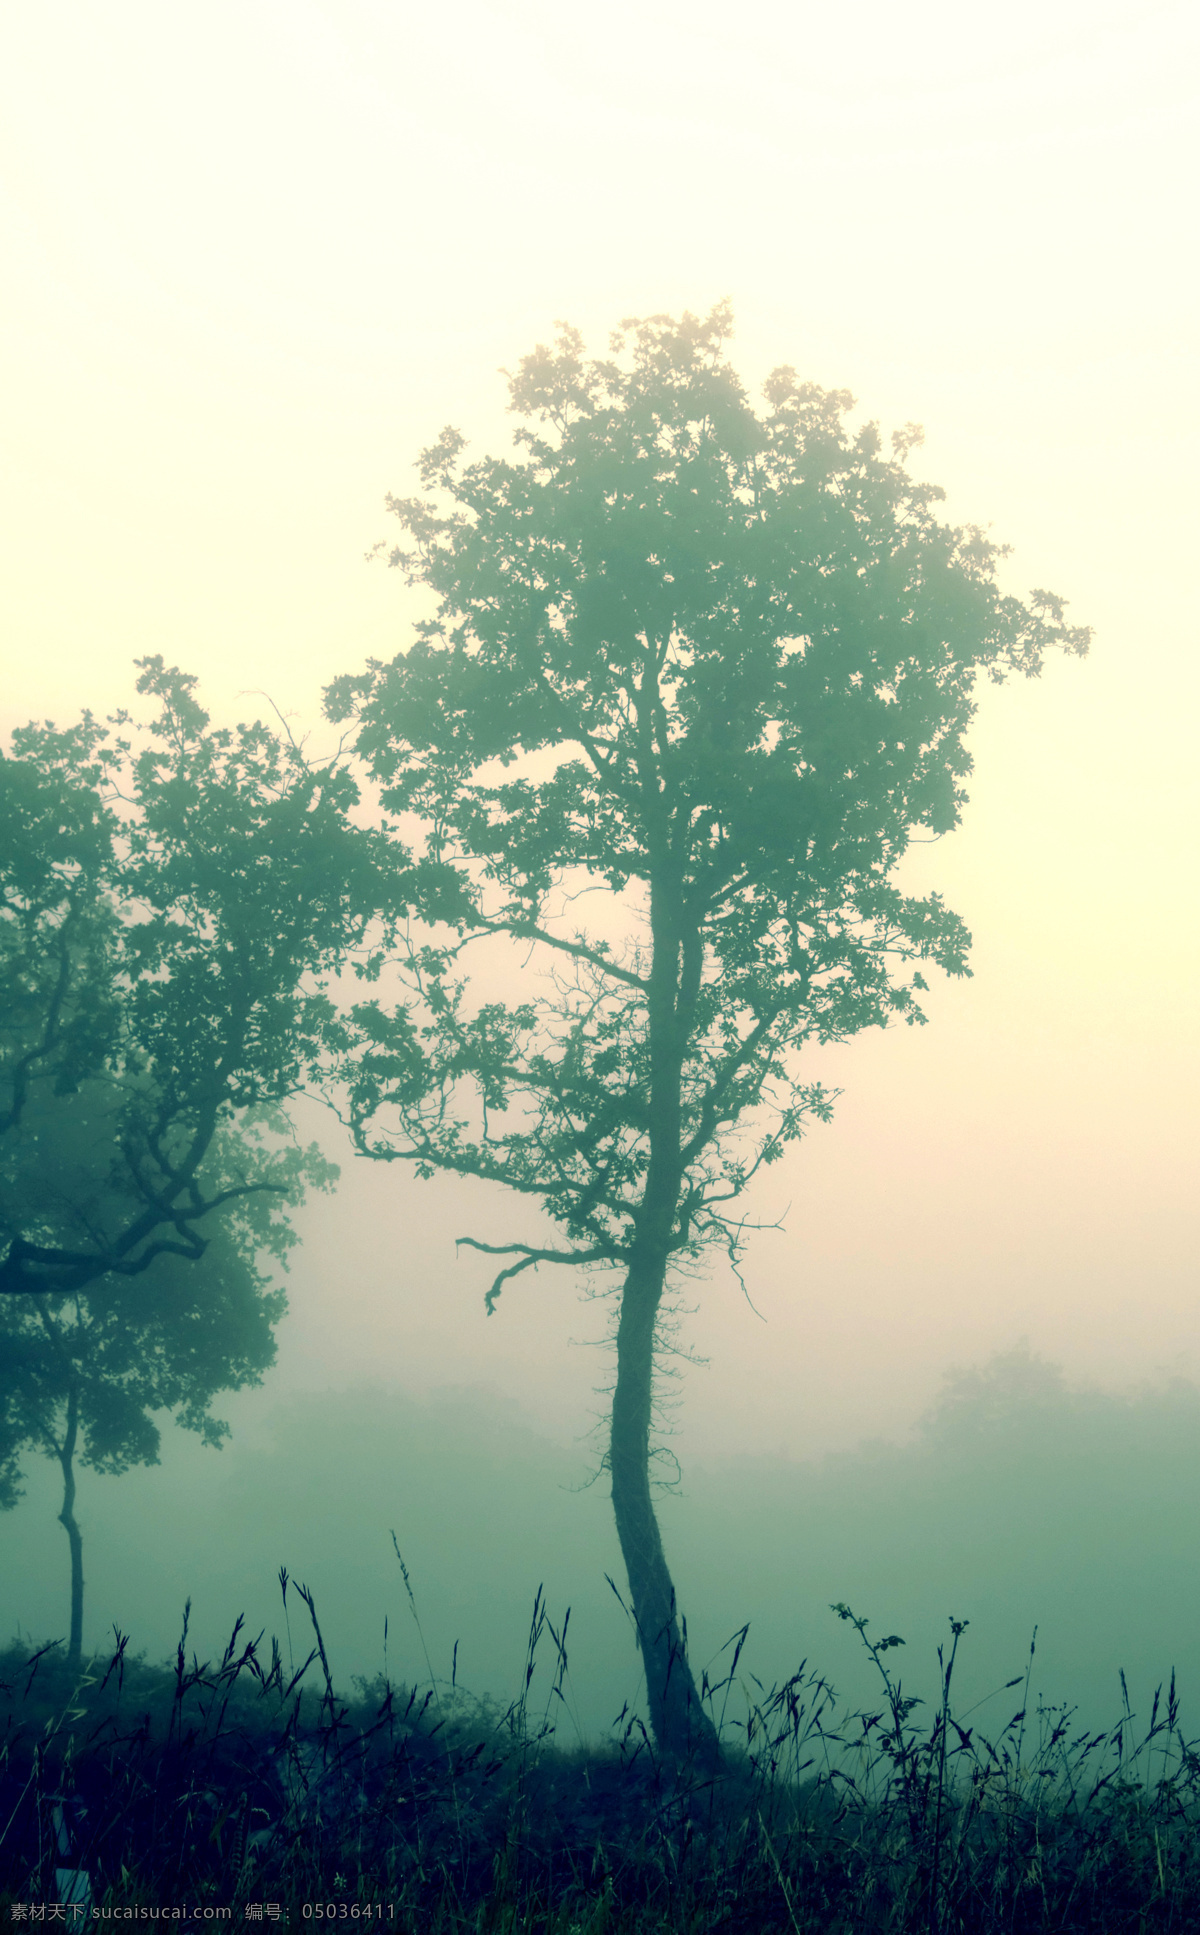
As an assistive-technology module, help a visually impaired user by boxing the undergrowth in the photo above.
[3,1573,1199,1931]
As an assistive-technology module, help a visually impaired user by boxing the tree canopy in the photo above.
[327,304,1088,1297]
[0,658,379,1300]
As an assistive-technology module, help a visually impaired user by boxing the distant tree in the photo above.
[326,306,1089,1762]
[0,1099,328,1665]
[917,1345,1074,1448]
[0,658,380,1301]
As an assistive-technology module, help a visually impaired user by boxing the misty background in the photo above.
[7,1348,1200,1743]
[2,0,1198,1741]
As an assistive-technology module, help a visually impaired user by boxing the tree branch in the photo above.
[477,916,649,990]
[454,1235,619,1314]
[0,1180,290,1297]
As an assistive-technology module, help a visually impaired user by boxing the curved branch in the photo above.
[0,1180,290,1297]
[455,1235,619,1314]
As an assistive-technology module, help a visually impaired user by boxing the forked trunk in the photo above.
[610,1250,722,1769]
[57,1383,84,1669]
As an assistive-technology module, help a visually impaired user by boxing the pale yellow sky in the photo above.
[2,0,1197,1455]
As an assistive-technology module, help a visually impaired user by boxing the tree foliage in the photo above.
[0,1099,319,1513]
[327,305,1089,1299]
[0,658,379,1300]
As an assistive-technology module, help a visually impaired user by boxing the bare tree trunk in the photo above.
[606,836,722,1766]
[610,1247,722,1768]
[57,1382,84,1669]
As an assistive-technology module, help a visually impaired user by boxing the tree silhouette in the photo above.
[326,306,1089,1761]
[0,663,374,1664]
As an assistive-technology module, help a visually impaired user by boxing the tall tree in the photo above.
[326,306,1089,1762]
[0,1096,327,1666]
[1,658,380,1301]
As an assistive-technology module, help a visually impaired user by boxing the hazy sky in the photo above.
[2,0,1197,1463]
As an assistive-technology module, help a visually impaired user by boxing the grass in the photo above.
[3,1575,1200,1931]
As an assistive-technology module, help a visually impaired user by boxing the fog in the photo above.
[7,1356,1200,1743]
[3,0,1199,1743]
